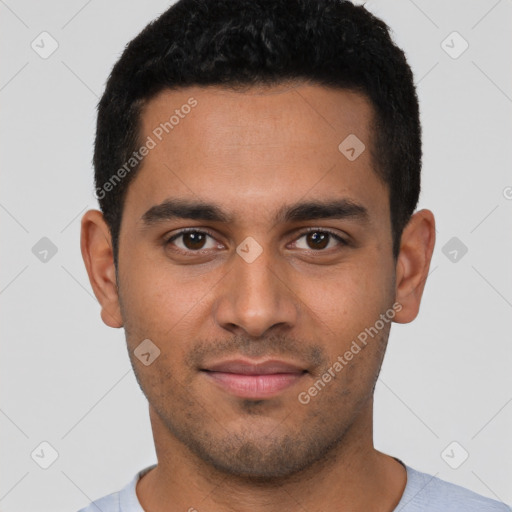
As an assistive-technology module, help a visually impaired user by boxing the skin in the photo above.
[81,82,435,512]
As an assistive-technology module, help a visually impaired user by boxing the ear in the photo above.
[80,209,123,328]
[393,209,436,324]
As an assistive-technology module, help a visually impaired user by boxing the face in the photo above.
[85,82,429,480]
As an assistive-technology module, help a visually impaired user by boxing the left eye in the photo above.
[293,230,347,251]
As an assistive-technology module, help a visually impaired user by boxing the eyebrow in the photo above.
[140,197,370,227]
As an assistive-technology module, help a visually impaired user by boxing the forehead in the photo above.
[140,82,374,156]
[125,83,388,225]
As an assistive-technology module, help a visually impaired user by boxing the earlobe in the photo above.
[393,209,436,324]
[80,209,124,328]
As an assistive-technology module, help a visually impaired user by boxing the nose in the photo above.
[212,245,299,338]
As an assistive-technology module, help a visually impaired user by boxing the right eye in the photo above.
[165,229,222,254]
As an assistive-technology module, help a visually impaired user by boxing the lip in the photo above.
[204,359,306,375]
[201,359,307,399]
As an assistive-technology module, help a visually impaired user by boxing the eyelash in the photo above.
[164,227,349,255]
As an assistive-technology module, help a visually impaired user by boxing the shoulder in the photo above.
[77,491,120,512]
[76,464,156,512]
[397,465,511,512]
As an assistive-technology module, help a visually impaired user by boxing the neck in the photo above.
[137,400,407,512]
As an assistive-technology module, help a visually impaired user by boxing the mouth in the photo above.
[200,359,308,399]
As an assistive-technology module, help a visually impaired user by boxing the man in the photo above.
[78,0,509,511]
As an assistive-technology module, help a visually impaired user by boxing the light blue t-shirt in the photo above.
[78,462,511,512]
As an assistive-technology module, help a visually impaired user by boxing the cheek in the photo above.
[120,258,211,333]
[299,263,391,333]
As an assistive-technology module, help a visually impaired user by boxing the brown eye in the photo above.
[166,230,217,252]
[294,230,347,251]
[306,232,329,249]
[181,232,207,250]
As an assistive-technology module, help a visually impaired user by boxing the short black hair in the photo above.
[93,0,421,267]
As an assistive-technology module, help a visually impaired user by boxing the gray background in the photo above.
[1,0,511,510]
